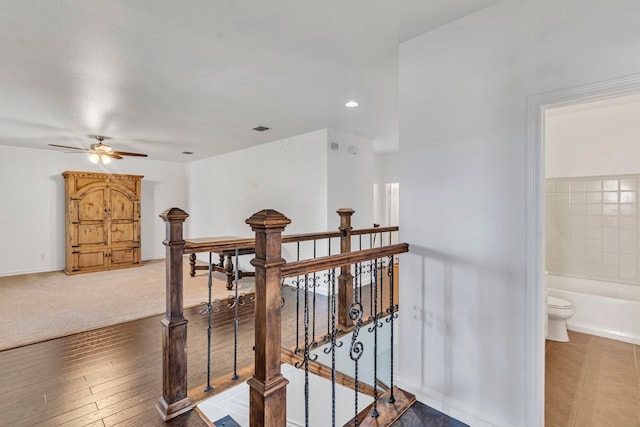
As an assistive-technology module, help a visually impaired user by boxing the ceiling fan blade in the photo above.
[103,153,124,160]
[49,144,89,151]
[112,151,148,157]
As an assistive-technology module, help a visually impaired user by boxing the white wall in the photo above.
[0,145,186,276]
[186,129,328,237]
[186,128,375,290]
[186,129,329,269]
[327,129,374,229]
[546,97,640,178]
[399,1,640,426]
[373,152,400,225]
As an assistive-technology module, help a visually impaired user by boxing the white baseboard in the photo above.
[567,324,640,345]
[397,377,517,427]
[0,265,63,277]
[0,256,165,278]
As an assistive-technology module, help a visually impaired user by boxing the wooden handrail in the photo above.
[183,227,398,255]
[184,237,254,254]
[281,243,409,278]
[282,230,342,243]
[351,225,398,236]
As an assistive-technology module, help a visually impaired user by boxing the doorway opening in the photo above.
[527,74,640,425]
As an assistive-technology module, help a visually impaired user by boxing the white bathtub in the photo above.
[546,274,640,345]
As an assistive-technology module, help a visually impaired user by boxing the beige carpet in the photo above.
[0,257,255,351]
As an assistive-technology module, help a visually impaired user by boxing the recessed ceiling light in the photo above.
[345,101,359,108]
[253,125,270,132]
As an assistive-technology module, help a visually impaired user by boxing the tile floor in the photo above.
[545,330,640,426]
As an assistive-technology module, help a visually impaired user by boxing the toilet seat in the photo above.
[547,296,573,309]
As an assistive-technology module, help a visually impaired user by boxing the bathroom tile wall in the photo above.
[546,175,639,285]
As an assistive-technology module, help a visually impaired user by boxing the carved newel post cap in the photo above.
[336,207,355,216]
[245,209,291,230]
[159,207,189,221]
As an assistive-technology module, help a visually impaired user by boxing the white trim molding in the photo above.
[525,73,640,427]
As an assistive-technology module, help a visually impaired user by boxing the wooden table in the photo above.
[184,236,255,290]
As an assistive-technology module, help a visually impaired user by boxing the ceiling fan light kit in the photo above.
[49,135,148,165]
[89,153,111,164]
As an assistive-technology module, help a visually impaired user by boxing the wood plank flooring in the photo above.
[0,282,457,426]
[0,290,301,427]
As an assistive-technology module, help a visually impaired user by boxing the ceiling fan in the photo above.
[49,135,148,164]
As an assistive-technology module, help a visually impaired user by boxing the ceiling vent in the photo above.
[252,126,270,132]
[182,151,194,155]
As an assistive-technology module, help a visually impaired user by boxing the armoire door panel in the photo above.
[76,224,106,245]
[111,248,137,266]
[74,250,108,270]
[111,223,136,244]
[110,189,135,220]
[76,189,106,222]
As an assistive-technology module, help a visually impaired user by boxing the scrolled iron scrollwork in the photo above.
[311,273,321,288]
[198,298,222,315]
[290,277,304,291]
[294,350,318,368]
[197,301,210,316]
[323,337,343,354]
[348,302,364,361]
[226,293,245,309]
[368,317,384,333]
[386,305,399,322]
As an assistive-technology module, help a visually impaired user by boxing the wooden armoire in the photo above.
[62,171,143,274]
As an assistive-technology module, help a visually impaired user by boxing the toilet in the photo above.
[546,295,575,342]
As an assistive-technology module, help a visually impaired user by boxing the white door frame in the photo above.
[525,73,640,426]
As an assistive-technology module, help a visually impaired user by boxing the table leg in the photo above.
[188,253,197,277]
[224,254,235,290]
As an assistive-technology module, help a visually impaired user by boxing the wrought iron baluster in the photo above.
[293,274,318,426]
[370,258,380,418]
[354,263,360,304]
[305,273,310,427]
[369,235,374,320]
[294,242,301,354]
[325,238,332,342]
[349,279,364,427]
[311,240,318,347]
[231,249,240,380]
[205,252,213,391]
[322,268,341,427]
[358,236,363,303]
[386,255,398,403]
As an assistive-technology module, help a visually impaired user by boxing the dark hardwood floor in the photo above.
[0,286,329,427]
[0,284,461,426]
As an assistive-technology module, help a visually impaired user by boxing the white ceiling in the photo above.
[0,0,498,162]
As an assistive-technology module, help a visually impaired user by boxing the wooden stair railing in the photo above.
[158,206,405,425]
[253,211,408,426]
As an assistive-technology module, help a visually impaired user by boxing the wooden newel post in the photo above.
[157,208,193,420]
[246,209,291,427]
[337,208,355,331]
